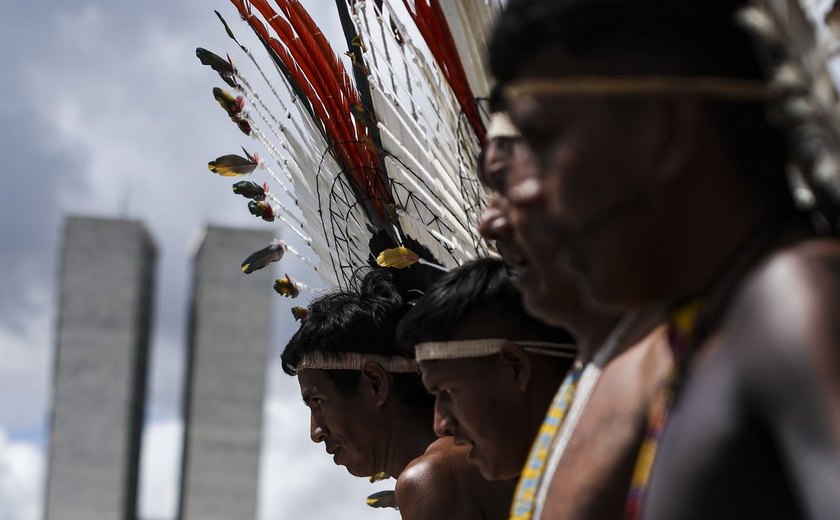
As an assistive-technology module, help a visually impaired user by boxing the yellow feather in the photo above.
[375,247,420,269]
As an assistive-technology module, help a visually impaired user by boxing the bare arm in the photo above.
[735,245,840,519]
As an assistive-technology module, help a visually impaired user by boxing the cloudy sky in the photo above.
[0,1,401,519]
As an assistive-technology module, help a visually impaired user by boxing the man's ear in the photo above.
[644,97,703,187]
[499,343,532,392]
[361,361,391,407]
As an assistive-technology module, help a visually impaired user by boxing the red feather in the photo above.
[229,0,393,224]
[402,0,486,145]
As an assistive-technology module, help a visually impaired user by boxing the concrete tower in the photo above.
[178,227,274,520]
[45,217,156,520]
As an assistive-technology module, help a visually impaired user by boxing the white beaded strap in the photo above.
[295,351,419,374]
[415,339,576,362]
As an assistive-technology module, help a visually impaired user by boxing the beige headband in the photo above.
[486,112,521,140]
[415,338,576,362]
[504,76,771,102]
[295,351,419,374]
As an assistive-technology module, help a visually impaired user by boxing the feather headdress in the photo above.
[740,0,840,232]
[197,0,498,299]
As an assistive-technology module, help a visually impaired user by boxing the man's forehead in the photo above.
[297,368,334,395]
[420,358,490,386]
[450,309,518,340]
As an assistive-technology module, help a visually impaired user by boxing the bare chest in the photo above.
[641,338,802,520]
[542,355,660,519]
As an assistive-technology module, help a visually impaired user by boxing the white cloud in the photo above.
[0,429,44,520]
[0,311,52,434]
[138,419,183,520]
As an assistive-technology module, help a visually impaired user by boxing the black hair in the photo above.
[396,257,575,354]
[488,83,506,114]
[489,0,795,216]
[282,268,433,409]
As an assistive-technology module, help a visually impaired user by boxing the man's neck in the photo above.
[661,157,778,306]
[573,311,621,363]
[380,404,438,477]
[576,307,664,365]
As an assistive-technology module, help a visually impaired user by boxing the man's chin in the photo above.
[522,290,565,327]
[466,446,499,481]
[342,464,370,478]
[475,459,511,482]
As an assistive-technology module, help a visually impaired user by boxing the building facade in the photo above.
[45,217,156,520]
[178,227,274,520]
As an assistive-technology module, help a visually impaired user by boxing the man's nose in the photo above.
[433,401,457,438]
[310,413,329,443]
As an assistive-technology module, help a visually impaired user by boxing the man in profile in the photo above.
[475,89,671,519]
[490,0,840,517]
[282,268,514,519]
[397,257,576,481]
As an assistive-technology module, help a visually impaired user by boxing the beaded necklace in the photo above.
[510,312,640,520]
[624,301,703,520]
[509,366,582,520]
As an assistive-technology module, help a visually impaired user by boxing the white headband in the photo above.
[415,339,576,362]
[486,112,521,140]
[295,351,419,374]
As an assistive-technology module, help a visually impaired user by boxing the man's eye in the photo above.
[487,173,506,194]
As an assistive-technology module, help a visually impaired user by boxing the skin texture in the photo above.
[504,42,840,519]
[298,363,513,519]
[476,117,672,518]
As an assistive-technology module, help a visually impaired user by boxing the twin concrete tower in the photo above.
[45,217,274,520]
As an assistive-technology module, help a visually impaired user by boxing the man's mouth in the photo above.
[498,242,530,271]
[453,436,474,448]
[508,249,528,268]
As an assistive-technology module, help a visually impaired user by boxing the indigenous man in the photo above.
[396,257,576,481]
[282,268,514,519]
[477,90,671,519]
[490,0,840,518]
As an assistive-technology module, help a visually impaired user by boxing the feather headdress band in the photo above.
[503,76,771,102]
[415,339,577,362]
[294,351,419,374]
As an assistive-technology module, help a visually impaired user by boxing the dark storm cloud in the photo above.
[0,109,89,332]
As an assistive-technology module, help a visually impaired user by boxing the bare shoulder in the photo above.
[725,238,840,397]
[395,438,476,520]
[731,238,840,337]
[397,437,462,496]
